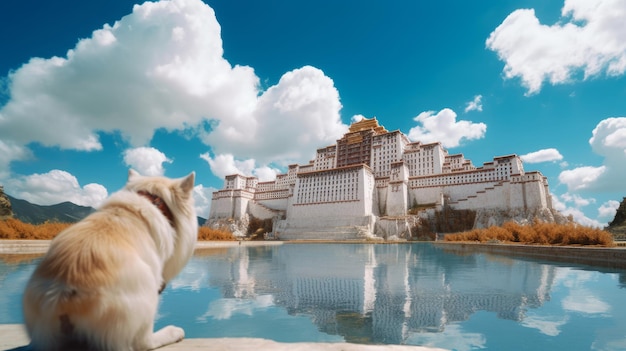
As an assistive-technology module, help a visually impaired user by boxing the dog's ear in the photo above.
[128,169,141,180]
[180,172,195,194]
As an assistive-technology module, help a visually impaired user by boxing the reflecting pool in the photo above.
[2,243,626,351]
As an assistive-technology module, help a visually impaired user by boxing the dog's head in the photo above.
[125,169,197,229]
[124,170,198,283]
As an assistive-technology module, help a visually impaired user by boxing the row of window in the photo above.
[296,171,360,204]
[410,169,511,187]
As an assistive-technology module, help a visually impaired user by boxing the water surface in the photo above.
[2,243,626,351]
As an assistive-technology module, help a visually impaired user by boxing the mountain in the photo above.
[607,197,626,240]
[7,195,95,224]
[4,194,207,226]
[0,187,13,220]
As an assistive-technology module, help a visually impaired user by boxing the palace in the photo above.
[209,118,553,239]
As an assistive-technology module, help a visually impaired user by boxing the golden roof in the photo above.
[348,117,387,134]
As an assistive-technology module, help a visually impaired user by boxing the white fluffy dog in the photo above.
[22,170,198,351]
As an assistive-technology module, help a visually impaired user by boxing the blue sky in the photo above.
[0,0,625,226]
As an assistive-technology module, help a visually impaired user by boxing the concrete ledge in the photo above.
[0,324,447,351]
[0,240,51,255]
[435,242,626,269]
[0,240,283,255]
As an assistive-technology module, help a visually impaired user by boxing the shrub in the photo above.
[1,218,237,241]
[197,226,236,241]
[445,220,614,246]
[0,218,71,240]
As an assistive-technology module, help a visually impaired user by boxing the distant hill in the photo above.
[7,195,95,225]
[5,194,206,226]
[607,196,626,240]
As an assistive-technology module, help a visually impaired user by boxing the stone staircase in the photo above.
[448,181,505,208]
[249,201,285,220]
[274,216,373,240]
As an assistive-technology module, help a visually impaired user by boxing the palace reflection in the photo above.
[197,244,556,344]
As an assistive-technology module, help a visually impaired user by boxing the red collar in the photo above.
[137,191,174,227]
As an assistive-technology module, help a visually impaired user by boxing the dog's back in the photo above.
[23,171,197,351]
[23,207,164,350]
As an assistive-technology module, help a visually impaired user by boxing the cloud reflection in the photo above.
[406,324,486,351]
[198,295,274,321]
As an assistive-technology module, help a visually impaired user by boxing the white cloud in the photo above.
[408,108,487,148]
[598,200,620,220]
[201,65,348,167]
[0,0,348,180]
[351,114,367,123]
[561,193,593,207]
[559,117,626,192]
[464,95,483,113]
[486,0,626,94]
[253,166,281,182]
[193,184,217,219]
[4,170,108,208]
[552,192,604,227]
[590,117,626,155]
[559,166,606,191]
[123,147,172,176]
[200,153,255,179]
[199,153,280,182]
[0,140,31,179]
[520,148,564,163]
[0,0,258,152]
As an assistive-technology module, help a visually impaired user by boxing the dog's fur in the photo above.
[23,170,198,351]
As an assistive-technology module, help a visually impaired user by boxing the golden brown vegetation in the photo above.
[444,221,615,246]
[197,226,236,241]
[1,218,236,241]
[0,218,72,240]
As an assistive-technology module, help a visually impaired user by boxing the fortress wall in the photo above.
[386,182,408,216]
[233,196,250,218]
[288,199,368,219]
[523,179,549,208]
[452,180,550,211]
[208,197,234,219]
[410,181,504,207]
[409,187,441,205]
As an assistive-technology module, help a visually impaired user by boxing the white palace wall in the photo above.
[208,118,555,239]
[209,196,233,219]
[209,189,254,219]
[287,165,374,220]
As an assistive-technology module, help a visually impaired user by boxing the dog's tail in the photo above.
[23,279,90,351]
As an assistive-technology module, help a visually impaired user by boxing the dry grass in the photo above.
[0,218,72,240]
[1,218,236,241]
[197,226,237,241]
[444,220,615,246]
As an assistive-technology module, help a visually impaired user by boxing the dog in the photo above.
[22,170,198,351]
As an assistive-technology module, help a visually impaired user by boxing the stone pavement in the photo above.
[0,324,448,351]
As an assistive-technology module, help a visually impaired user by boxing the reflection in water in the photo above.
[2,244,626,350]
[178,244,557,345]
